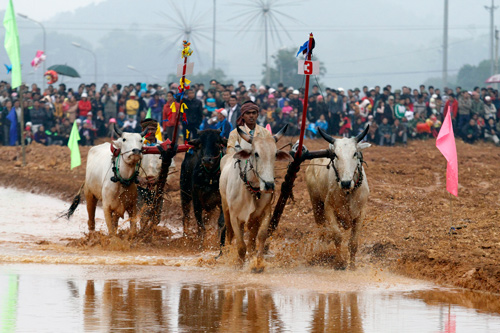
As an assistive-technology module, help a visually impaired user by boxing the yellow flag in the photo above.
[180,103,188,113]
[171,102,176,113]
[155,123,162,142]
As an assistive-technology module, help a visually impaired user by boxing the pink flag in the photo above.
[265,123,272,134]
[436,108,458,196]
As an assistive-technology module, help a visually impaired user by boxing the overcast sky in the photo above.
[0,0,104,21]
[0,0,498,89]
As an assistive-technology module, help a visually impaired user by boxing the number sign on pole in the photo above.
[298,60,320,75]
[177,62,194,77]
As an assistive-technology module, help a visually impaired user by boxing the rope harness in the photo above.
[200,151,223,185]
[326,151,366,192]
[110,152,141,187]
[234,158,265,199]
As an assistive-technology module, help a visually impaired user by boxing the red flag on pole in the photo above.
[436,108,458,197]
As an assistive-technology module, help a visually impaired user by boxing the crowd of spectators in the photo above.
[1,80,499,148]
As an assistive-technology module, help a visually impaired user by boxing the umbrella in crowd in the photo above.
[47,64,80,78]
[485,74,500,83]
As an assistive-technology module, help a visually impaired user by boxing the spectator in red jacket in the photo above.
[78,92,92,121]
[162,91,180,141]
[443,93,458,119]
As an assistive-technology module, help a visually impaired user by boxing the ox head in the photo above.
[234,125,293,192]
[188,129,227,169]
[112,124,146,165]
[318,126,371,191]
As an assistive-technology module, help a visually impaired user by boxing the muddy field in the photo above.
[1,137,499,293]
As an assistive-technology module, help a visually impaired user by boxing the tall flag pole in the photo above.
[3,0,26,166]
[436,107,458,233]
[269,33,315,235]
[3,0,21,88]
[143,40,194,230]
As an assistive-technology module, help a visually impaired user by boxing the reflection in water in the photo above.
[1,266,500,332]
[83,280,165,332]
[310,293,363,333]
[0,275,19,333]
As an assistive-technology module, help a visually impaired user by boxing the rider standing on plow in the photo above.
[137,118,163,212]
[141,118,161,146]
[227,100,272,154]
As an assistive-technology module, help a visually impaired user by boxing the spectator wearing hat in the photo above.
[256,85,267,104]
[215,108,232,139]
[148,91,166,124]
[289,89,303,113]
[483,96,497,120]
[24,122,34,145]
[78,92,92,122]
[125,90,139,119]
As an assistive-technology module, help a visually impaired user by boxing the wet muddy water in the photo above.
[1,187,500,332]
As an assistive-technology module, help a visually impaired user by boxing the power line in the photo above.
[324,68,460,79]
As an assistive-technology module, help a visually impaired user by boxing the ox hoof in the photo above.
[250,257,266,273]
[214,250,223,260]
[251,267,264,274]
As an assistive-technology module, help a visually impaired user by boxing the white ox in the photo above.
[63,125,146,235]
[305,126,371,269]
[219,125,292,270]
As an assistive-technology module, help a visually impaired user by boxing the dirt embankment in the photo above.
[1,138,499,293]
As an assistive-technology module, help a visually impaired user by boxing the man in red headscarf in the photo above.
[227,100,272,153]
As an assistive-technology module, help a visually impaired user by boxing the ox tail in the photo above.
[60,183,85,220]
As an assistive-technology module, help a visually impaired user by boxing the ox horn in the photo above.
[273,124,289,142]
[355,124,370,143]
[140,128,148,137]
[237,127,253,144]
[113,123,123,137]
[318,127,335,145]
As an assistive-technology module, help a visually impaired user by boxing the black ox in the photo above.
[180,129,227,251]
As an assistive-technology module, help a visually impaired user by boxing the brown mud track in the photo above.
[1,138,500,293]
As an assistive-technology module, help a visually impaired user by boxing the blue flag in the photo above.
[296,41,309,57]
[6,107,17,146]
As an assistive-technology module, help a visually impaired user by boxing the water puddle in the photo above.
[0,264,499,332]
[0,186,107,244]
[1,188,500,331]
